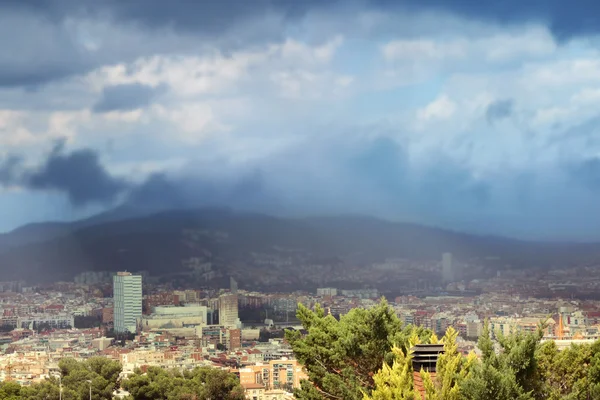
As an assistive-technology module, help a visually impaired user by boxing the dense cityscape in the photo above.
[0,249,597,398]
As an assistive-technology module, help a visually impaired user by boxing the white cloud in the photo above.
[88,52,262,97]
[382,39,467,61]
[378,25,557,89]
[0,110,90,148]
[88,35,345,100]
[0,110,36,147]
[47,110,91,142]
[101,109,144,123]
[571,88,600,105]
[152,103,230,144]
[417,94,457,122]
[278,35,344,65]
[522,59,600,88]
[532,106,573,127]
[481,27,556,62]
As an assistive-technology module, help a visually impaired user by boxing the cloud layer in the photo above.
[2,1,600,239]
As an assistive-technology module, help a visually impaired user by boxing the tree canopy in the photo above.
[286,300,431,400]
[122,366,244,400]
[289,300,600,400]
[0,358,244,400]
[0,356,121,400]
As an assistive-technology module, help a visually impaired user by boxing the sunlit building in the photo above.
[219,293,239,328]
[113,272,142,333]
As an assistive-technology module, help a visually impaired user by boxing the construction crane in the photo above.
[557,314,565,340]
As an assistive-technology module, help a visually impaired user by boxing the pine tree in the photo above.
[461,320,539,400]
[421,327,476,400]
[363,345,419,400]
[286,299,431,400]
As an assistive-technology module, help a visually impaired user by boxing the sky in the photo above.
[2,1,600,240]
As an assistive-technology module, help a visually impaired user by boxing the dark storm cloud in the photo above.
[0,143,130,207]
[1,0,599,88]
[27,145,130,207]
[0,8,94,88]
[126,173,186,210]
[124,168,280,215]
[72,0,600,39]
[486,99,514,124]
[4,0,600,45]
[115,134,493,226]
[0,65,81,89]
[93,83,165,113]
[0,155,22,185]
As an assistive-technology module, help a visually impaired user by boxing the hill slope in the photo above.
[0,209,598,283]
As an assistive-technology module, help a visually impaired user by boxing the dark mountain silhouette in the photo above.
[0,208,598,283]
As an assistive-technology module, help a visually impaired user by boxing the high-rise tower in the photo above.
[442,253,454,283]
[113,272,142,333]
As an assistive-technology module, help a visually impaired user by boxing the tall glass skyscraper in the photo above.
[113,272,142,333]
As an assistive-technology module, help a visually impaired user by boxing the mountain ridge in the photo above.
[0,208,598,284]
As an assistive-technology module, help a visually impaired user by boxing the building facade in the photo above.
[113,272,142,333]
[219,294,239,328]
[442,252,454,282]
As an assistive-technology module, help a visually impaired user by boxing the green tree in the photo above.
[19,380,63,400]
[57,357,122,400]
[363,335,422,400]
[461,320,542,400]
[536,339,600,400]
[587,340,600,399]
[0,381,24,400]
[364,327,476,400]
[421,327,476,400]
[0,357,121,400]
[122,366,244,400]
[286,299,431,400]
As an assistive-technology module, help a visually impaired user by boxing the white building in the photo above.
[17,314,74,330]
[141,305,208,330]
[442,252,454,282]
[113,272,142,333]
[219,294,239,328]
[316,288,337,297]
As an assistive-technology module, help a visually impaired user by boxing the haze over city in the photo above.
[2,1,600,240]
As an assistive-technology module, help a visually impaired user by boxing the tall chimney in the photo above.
[411,343,444,399]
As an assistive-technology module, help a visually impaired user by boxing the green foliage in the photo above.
[292,307,600,400]
[421,327,476,400]
[286,299,430,400]
[122,366,244,400]
[363,345,419,400]
[0,381,23,400]
[460,320,539,400]
[0,358,242,400]
[536,339,600,400]
[0,357,121,400]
